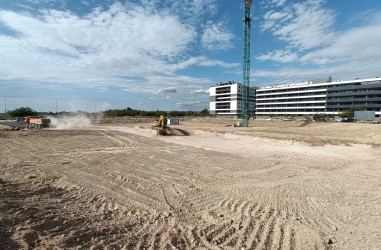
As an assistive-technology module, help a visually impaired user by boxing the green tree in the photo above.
[339,109,362,118]
[103,109,118,117]
[168,111,185,117]
[200,108,209,116]
[8,107,38,117]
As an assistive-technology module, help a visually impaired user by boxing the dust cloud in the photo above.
[48,114,94,129]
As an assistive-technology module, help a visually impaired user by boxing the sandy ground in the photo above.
[1,119,380,249]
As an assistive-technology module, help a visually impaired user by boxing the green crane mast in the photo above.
[242,0,252,127]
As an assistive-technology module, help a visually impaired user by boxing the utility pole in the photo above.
[55,99,58,114]
[242,0,252,127]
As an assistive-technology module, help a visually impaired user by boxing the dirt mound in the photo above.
[0,124,12,131]
[168,128,190,136]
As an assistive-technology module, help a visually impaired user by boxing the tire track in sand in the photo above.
[1,129,336,249]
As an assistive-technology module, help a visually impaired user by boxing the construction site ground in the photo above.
[1,119,381,249]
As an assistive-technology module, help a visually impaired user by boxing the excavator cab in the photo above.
[154,114,167,128]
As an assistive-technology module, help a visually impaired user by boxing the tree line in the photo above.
[3,106,210,118]
[103,107,209,117]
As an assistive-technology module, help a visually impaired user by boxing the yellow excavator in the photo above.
[154,115,167,128]
[151,115,190,136]
[152,114,171,135]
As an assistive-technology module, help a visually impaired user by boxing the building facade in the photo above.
[255,77,381,117]
[209,81,258,117]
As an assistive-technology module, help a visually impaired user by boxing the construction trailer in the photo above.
[354,111,379,122]
[167,118,180,125]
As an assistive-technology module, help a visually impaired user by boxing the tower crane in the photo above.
[242,0,252,127]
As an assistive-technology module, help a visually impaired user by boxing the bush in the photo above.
[313,113,334,122]
[8,107,38,117]
[339,109,363,118]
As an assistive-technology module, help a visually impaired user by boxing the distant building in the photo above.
[255,77,381,117]
[209,81,258,118]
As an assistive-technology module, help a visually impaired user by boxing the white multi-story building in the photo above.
[209,81,258,117]
[255,77,381,116]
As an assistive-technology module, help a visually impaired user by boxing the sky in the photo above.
[1,0,381,112]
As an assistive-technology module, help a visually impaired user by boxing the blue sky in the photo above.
[1,0,381,112]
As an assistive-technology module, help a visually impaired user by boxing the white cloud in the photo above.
[300,15,381,65]
[254,67,335,80]
[170,56,238,71]
[80,0,89,6]
[271,0,287,7]
[0,1,235,88]
[201,21,234,50]
[254,9,381,82]
[255,0,381,83]
[120,75,211,96]
[257,50,298,63]
[166,0,217,23]
[264,10,291,21]
[346,9,381,26]
[175,100,207,110]
[190,88,209,94]
[0,4,197,83]
[156,87,177,95]
[254,54,381,84]
[261,0,335,50]
[261,9,293,31]
[261,0,287,11]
